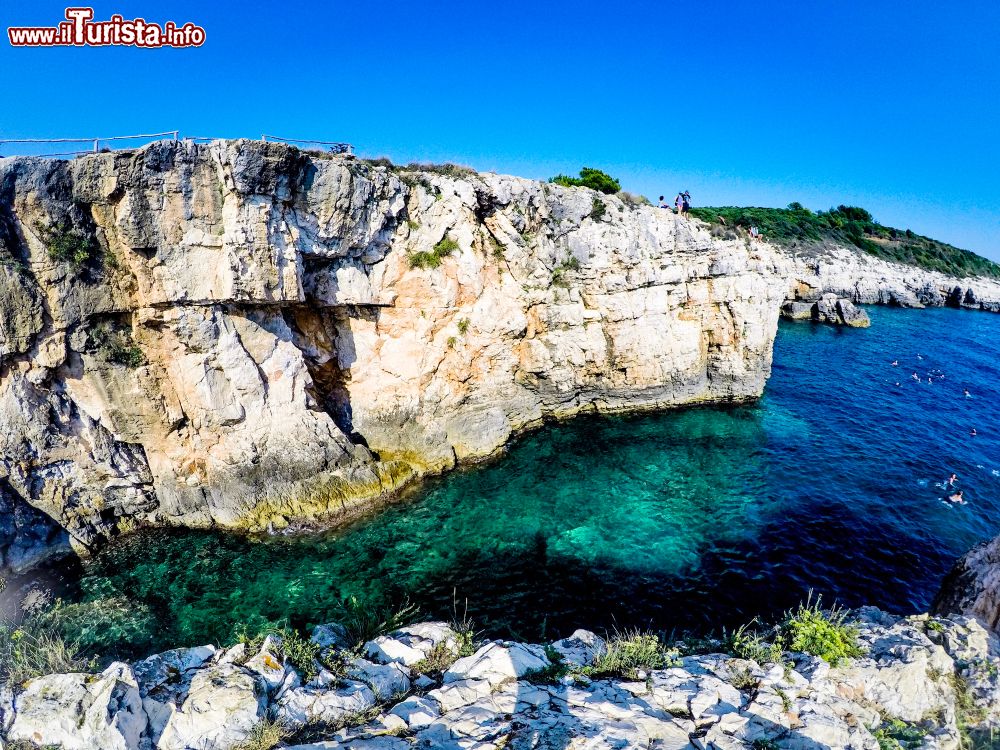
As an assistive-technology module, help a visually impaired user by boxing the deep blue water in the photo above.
[20,306,1000,653]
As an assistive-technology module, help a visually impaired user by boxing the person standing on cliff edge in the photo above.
[675,191,691,216]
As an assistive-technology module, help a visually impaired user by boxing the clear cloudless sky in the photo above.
[2,1,999,259]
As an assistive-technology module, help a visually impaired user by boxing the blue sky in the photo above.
[2,1,999,259]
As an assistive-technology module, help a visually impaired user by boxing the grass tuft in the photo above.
[235,717,291,750]
[238,625,322,680]
[409,236,460,270]
[588,629,680,679]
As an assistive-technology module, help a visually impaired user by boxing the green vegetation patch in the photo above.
[588,629,681,679]
[409,236,460,270]
[35,222,97,267]
[716,594,863,667]
[782,597,864,667]
[237,624,323,680]
[404,162,475,179]
[549,167,621,194]
[0,591,97,688]
[871,718,928,750]
[687,203,1000,279]
[91,324,146,368]
[234,718,291,750]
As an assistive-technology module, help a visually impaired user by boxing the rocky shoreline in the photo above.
[2,605,999,749]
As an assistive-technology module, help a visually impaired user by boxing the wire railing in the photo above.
[0,132,354,159]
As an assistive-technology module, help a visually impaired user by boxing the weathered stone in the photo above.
[0,267,44,361]
[443,641,550,687]
[7,662,146,750]
[389,694,441,728]
[550,629,606,667]
[934,533,1000,634]
[780,300,814,320]
[156,663,266,750]
[275,680,377,730]
[836,297,871,327]
[347,657,411,700]
[364,621,459,667]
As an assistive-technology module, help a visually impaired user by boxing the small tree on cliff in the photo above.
[549,168,621,194]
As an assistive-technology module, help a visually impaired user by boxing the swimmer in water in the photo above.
[948,490,966,504]
[912,372,920,381]
[892,360,898,366]
[948,473,958,486]
[964,389,971,398]
[971,428,978,436]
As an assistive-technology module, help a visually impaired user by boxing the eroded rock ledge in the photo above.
[2,608,999,750]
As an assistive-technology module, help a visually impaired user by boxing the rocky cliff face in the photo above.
[0,141,787,570]
[782,243,1000,311]
[934,534,1000,635]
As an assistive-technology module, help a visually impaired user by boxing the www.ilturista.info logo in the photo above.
[8,7,206,48]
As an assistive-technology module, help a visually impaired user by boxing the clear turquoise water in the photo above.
[32,306,1000,654]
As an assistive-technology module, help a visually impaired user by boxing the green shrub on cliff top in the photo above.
[725,620,784,665]
[549,167,621,194]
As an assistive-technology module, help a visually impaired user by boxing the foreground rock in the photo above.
[0,141,786,569]
[6,663,146,750]
[2,611,998,750]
